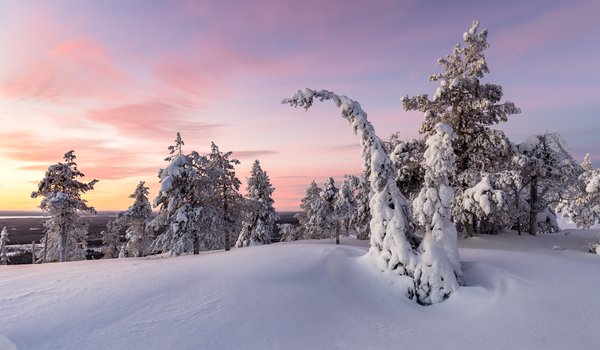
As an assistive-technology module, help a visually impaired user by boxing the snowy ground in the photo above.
[1,229,599,350]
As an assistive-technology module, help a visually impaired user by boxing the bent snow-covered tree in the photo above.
[412,123,462,304]
[31,151,98,263]
[236,160,278,247]
[284,89,431,301]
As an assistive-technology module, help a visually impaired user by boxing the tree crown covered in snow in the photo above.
[236,160,278,247]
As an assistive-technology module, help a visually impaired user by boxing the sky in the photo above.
[0,0,598,212]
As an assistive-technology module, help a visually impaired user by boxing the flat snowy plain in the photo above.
[1,227,599,350]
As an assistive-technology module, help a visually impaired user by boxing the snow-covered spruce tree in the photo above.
[101,219,123,259]
[320,177,340,243]
[495,170,529,235]
[151,133,208,255]
[333,176,357,243]
[402,20,520,170]
[1,226,9,265]
[295,180,324,240]
[456,175,505,236]
[348,175,371,240]
[236,160,278,247]
[556,154,600,232]
[284,89,423,300]
[402,20,519,235]
[514,133,581,235]
[582,153,592,172]
[278,223,300,242]
[412,123,462,304]
[31,150,98,263]
[206,142,242,251]
[121,181,154,257]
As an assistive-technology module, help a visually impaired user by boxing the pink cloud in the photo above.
[231,150,279,159]
[152,42,274,105]
[0,132,159,181]
[0,37,131,103]
[85,101,224,139]
[329,144,361,152]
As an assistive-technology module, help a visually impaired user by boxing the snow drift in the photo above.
[1,230,599,349]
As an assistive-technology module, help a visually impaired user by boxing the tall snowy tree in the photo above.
[295,180,324,240]
[151,133,209,255]
[121,181,154,257]
[402,20,519,235]
[556,154,600,230]
[348,175,371,240]
[284,89,424,301]
[402,20,520,170]
[206,142,242,251]
[320,177,340,243]
[236,160,278,247]
[412,123,463,304]
[31,151,98,263]
[333,177,356,244]
[0,227,9,265]
[100,219,123,259]
[514,133,581,234]
[495,170,529,235]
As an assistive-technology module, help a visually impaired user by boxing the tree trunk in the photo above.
[529,175,538,236]
[515,188,522,235]
[193,232,200,255]
[335,225,340,245]
[32,241,36,264]
[464,219,474,238]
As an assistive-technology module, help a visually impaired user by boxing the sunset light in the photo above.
[0,0,597,211]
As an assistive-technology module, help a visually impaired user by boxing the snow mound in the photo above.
[0,335,18,350]
[1,233,599,349]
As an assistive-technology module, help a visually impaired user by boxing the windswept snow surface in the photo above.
[1,230,599,349]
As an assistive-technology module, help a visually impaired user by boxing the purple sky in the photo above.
[0,0,598,211]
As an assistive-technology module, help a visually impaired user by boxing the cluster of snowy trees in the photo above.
[149,134,277,255]
[292,176,361,244]
[285,20,599,303]
[31,134,278,262]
